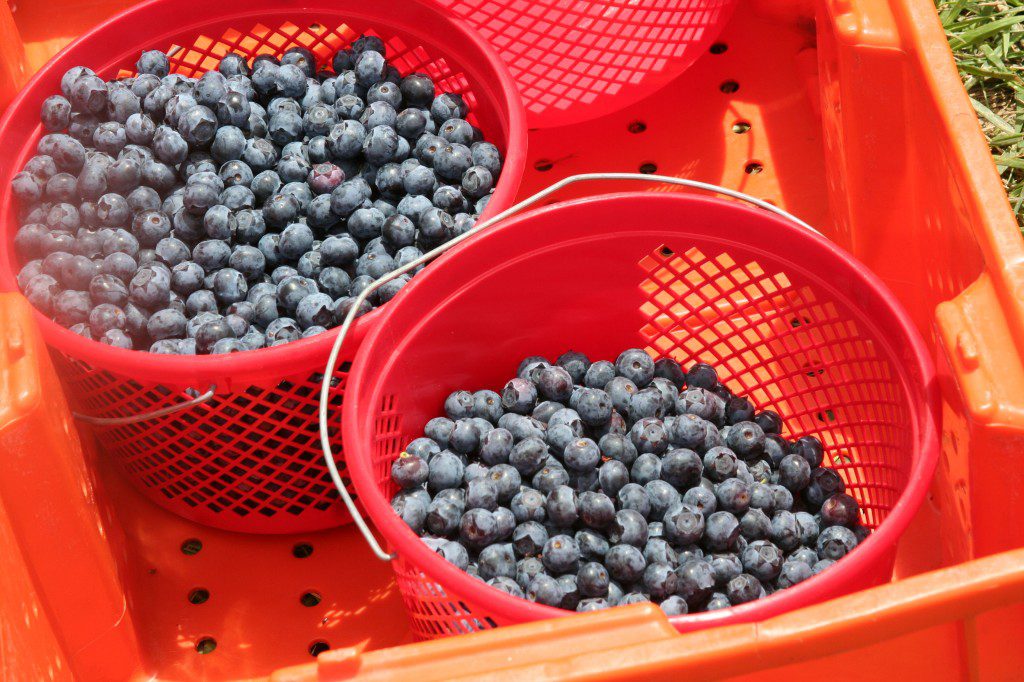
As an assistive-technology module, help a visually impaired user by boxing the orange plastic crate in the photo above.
[1,0,1023,679]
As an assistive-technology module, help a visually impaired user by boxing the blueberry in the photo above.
[820,492,860,528]
[654,450,700,492]
[770,510,801,551]
[610,483,649,521]
[191,316,235,353]
[602,377,636,416]
[271,272,315,310]
[317,236,359,270]
[266,317,302,346]
[360,100,397,130]
[527,574,563,607]
[545,485,579,527]
[608,508,648,547]
[391,493,427,534]
[770,484,795,513]
[715,477,752,515]
[68,74,109,117]
[421,498,459,538]
[574,490,613,530]
[725,573,765,605]
[778,454,811,492]
[739,539,784,582]
[794,511,820,546]
[605,544,646,584]
[430,93,467,124]
[767,559,811,591]
[805,467,846,509]
[22,274,61,315]
[815,523,859,560]
[700,446,738,483]
[673,558,714,607]
[127,263,170,309]
[627,417,668,456]
[136,50,170,77]
[433,142,473,181]
[478,543,516,581]
[487,378,535,418]
[561,438,598,472]
[661,501,703,544]
[592,434,634,470]
[149,125,187,165]
[448,419,480,455]
[625,452,658,485]
[433,539,470,571]
[739,507,773,542]
[541,534,580,575]
[509,521,547,558]
[786,434,824,467]
[354,50,386,87]
[702,511,740,552]
[427,450,465,494]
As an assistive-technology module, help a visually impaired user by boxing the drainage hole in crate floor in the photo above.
[181,538,203,555]
[293,542,314,558]
[188,588,210,605]
[720,80,740,94]
[639,162,658,174]
[745,161,764,175]
[300,591,322,607]
[309,640,330,657]
[710,42,728,54]
[195,637,217,654]
[628,120,647,134]
[733,121,751,134]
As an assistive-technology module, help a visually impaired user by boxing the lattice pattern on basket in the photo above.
[363,239,916,638]
[112,17,479,124]
[636,244,912,530]
[434,0,731,117]
[54,352,350,523]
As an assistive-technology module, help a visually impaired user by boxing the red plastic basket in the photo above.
[342,191,939,637]
[433,0,738,128]
[0,0,527,534]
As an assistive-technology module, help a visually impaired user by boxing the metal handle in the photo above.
[73,385,217,426]
[319,172,823,561]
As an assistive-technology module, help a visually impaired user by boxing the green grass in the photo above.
[937,1,1024,224]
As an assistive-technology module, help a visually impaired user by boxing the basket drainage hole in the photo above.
[310,23,323,32]
[732,121,751,134]
[720,80,740,94]
[181,538,203,555]
[534,159,554,172]
[660,246,674,256]
[188,588,210,605]
[639,163,657,174]
[745,162,764,175]
[710,42,728,54]
[195,637,217,654]
[309,640,330,657]
[628,120,647,134]
[293,542,314,558]
[300,591,322,607]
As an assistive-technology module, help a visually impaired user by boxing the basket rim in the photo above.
[0,0,527,390]
[343,191,941,630]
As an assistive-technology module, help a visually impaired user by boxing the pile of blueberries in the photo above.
[390,350,868,615]
[12,37,503,353]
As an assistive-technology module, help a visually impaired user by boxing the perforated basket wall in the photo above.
[0,0,525,533]
[54,353,350,531]
[433,0,738,128]
[342,193,936,638]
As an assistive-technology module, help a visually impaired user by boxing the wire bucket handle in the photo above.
[319,172,822,562]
